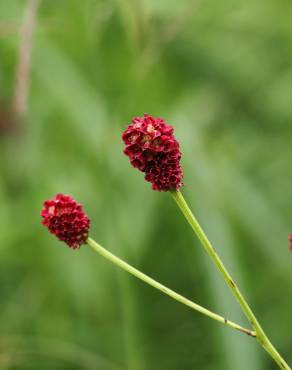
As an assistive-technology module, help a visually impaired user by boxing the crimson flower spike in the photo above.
[41,194,90,249]
[122,114,183,191]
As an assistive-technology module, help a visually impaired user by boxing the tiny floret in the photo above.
[41,194,90,249]
[122,114,183,191]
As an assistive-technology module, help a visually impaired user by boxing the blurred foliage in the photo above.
[0,0,292,369]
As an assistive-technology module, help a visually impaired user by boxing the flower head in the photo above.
[122,114,183,191]
[289,234,292,253]
[41,194,90,249]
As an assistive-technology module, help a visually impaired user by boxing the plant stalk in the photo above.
[171,189,290,370]
[86,237,255,338]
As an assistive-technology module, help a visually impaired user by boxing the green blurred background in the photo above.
[0,0,292,369]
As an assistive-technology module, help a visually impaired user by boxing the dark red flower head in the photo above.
[289,234,292,254]
[122,114,183,191]
[41,194,90,249]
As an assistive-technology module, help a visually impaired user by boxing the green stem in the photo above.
[86,237,255,338]
[171,190,290,370]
